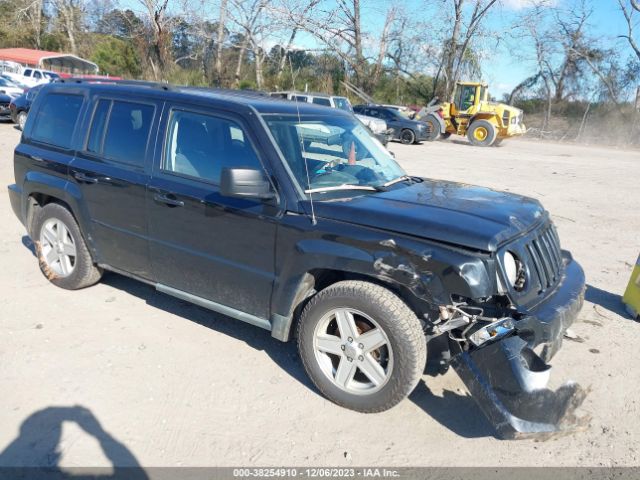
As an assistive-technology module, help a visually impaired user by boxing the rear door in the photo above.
[147,103,279,319]
[69,96,159,278]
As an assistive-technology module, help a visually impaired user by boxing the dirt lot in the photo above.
[1,121,639,468]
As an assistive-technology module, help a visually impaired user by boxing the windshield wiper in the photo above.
[304,184,379,194]
[382,175,414,187]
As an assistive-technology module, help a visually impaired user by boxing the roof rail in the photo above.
[53,77,173,91]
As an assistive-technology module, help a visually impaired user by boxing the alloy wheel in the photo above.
[313,308,393,395]
[39,218,77,277]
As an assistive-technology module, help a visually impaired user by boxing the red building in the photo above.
[0,48,98,75]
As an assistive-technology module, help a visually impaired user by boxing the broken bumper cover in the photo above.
[451,255,588,439]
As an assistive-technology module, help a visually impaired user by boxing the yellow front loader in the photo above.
[418,81,526,147]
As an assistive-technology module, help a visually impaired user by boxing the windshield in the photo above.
[263,114,406,195]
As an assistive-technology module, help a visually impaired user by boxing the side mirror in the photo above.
[220,168,275,200]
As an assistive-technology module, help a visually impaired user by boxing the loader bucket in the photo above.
[450,335,589,440]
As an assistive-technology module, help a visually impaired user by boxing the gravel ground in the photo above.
[1,121,639,468]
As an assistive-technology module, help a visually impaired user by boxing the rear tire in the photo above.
[400,129,416,145]
[467,120,496,147]
[297,280,427,413]
[32,203,102,290]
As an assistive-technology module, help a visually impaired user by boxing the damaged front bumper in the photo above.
[451,254,588,439]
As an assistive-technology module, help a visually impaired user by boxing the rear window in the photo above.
[85,99,154,167]
[31,93,83,149]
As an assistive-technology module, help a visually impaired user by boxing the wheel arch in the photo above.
[22,173,95,256]
[271,266,433,343]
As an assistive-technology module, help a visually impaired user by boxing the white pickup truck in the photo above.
[4,68,60,87]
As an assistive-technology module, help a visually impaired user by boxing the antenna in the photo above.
[289,55,316,226]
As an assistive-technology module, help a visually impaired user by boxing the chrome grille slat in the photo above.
[533,239,552,287]
[540,232,559,280]
[526,244,545,292]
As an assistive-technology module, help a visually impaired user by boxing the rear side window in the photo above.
[162,109,262,184]
[31,93,83,149]
[24,69,32,76]
[85,99,154,167]
[312,97,331,107]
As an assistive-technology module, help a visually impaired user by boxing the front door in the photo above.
[147,104,279,319]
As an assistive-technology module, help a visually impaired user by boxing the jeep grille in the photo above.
[525,224,563,292]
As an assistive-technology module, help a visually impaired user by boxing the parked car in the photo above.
[272,91,392,146]
[1,74,30,91]
[353,104,429,144]
[381,104,415,118]
[4,68,59,88]
[354,114,392,146]
[0,76,25,98]
[0,92,13,121]
[270,91,353,111]
[9,84,43,130]
[8,80,586,438]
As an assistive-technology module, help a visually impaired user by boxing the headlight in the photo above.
[500,251,525,291]
[503,251,517,286]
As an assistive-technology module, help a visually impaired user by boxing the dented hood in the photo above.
[314,179,546,251]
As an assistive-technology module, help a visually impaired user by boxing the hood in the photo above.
[313,179,546,251]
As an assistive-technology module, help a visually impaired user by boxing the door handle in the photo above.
[153,193,184,207]
[73,172,99,184]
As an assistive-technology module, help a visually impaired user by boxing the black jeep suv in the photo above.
[8,80,586,438]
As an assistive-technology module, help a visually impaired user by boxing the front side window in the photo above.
[162,110,262,184]
[33,71,42,79]
[31,93,83,149]
[264,114,405,195]
[457,85,477,111]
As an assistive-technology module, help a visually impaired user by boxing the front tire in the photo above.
[422,115,441,142]
[32,203,102,290]
[297,280,426,413]
[467,120,496,146]
[400,129,416,145]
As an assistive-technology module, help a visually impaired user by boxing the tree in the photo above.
[137,0,172,79]
[215,0,228,85]
[91,35,142,77]
[278,0,399,93]
[431,0,499,100]
[50,0,85,54]
[619,0,640,62]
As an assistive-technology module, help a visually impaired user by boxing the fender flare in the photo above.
[22,172,95,253]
